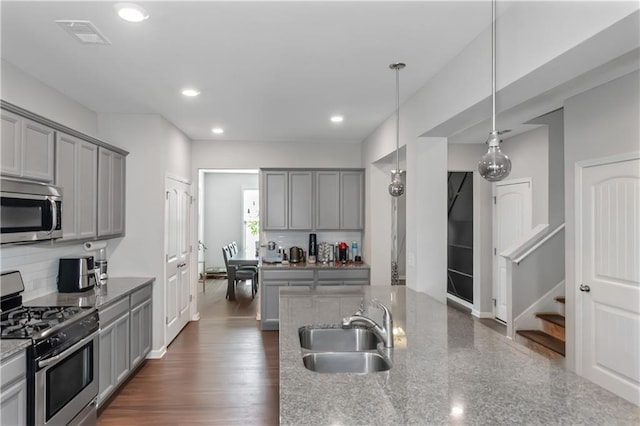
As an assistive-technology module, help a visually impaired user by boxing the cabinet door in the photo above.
[56,133,98,241]
[21,118,54,182]
[111,151,125,235]
[98,321,116,405]
[1,110,21,177]
[315,171,340,229]
[340,171,364,229]
[0,351,27,426]
[288,171,313,230]
[131,294,152,368]
[0,379,27,426]
[262,171,288,230]
[261,281,287,330]
[98,148,126,237]
[114,312,131,385]
[130,302,143,368]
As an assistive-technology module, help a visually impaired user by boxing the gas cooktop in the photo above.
[1,306,92,339]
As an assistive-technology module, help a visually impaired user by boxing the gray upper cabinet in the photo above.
[56,132,98,241]
[288,171,313,230]
[262,170,288,230]
[1,110,54,182]
[98,147,125,237]
[262,168,364,231]
[315,171,340,229]
[340,171,364,229]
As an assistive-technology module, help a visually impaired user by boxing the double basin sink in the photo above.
[298,325,392,374]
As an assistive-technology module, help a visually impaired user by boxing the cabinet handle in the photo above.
[579,283,591,292]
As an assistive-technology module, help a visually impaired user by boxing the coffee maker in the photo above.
[263,241,282,263]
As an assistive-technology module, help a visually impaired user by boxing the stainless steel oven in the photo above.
[33,331,99,426]
[1,271,99,426]
[0,178,63,244]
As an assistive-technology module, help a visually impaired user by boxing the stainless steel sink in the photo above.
[302,351,391,374]
[298,326,381,351]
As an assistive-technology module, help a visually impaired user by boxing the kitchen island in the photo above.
[260,262,369,330]
[279,285,639,425]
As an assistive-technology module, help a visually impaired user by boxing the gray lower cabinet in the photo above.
[0,350,27,426]
[98,298,130,406]
[98,284,152,407]
[130,286,153,369]
[260,268,369,330]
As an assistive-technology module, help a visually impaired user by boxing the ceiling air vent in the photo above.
[56,20,111,45]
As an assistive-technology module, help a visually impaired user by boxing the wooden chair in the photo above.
[222,246,257,299]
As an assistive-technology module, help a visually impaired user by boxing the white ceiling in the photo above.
[1,1,493,143]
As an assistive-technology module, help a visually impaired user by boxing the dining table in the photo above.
[226,249,259,301]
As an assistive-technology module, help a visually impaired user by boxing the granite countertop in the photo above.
[1,340,31,362]
[279,285,640,425]
[260,261,369,270]
[25,277,155,309]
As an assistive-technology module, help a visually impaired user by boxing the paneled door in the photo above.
[578,156,639,405]
[493,179,532,322]
[165,177,192,346]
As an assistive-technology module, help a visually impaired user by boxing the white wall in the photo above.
[563,70,640,371]
[361,2,638,299]
[1,59,98,137]
[98,113,192,357]
[203,172,258,268]
[501,126,549,226]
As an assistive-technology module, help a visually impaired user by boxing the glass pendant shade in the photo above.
[388,171,405,197]
[478,131,511,181]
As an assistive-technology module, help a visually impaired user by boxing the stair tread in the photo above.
[516,330,565,356]
[555,296,566,304]
[536,313,565,328]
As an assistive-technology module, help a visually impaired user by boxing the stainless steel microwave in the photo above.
[1,178,63,244]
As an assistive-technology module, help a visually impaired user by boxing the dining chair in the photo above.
[222,246,257,298]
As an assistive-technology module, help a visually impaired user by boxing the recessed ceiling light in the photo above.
[115,3,149,23]
[212,128,224,135]
[330,115,344,123]
[181,88,200,97]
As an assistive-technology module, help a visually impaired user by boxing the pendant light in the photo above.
[478,0,511,182]
[388,62,406,197]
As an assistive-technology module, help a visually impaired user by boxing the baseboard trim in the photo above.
[148,346,167,359]
[447,293,473,310]
[472,310,494,319]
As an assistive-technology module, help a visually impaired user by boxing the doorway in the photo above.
[493,178,532,322]
[447,172,473,306]
[576,155,639,405]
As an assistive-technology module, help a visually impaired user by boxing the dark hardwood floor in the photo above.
[98,279,279,425]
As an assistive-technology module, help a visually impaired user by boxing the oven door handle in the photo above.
[37,330,98,369]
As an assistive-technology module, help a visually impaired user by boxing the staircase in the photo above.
[516,296,565,361]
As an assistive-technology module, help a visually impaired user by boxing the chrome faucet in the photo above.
[342,299,394,348]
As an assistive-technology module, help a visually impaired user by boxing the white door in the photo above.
[578,156,639,405]
[493,179,532,322]
[165,177,192,345]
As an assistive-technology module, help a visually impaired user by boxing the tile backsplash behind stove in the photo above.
[0,242,108,301]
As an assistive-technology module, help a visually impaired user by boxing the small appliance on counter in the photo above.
[262,241,282,263]
[289,246,303,263]
[308,234,317,264]
[57,256,97,293]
